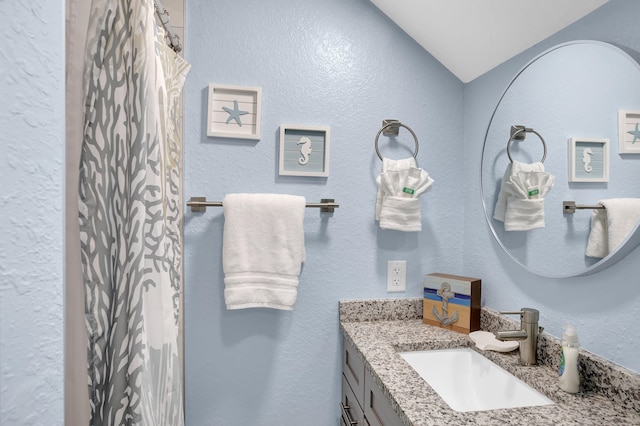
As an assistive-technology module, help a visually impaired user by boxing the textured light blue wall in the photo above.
[464,0,640,374]
[184,0,463,423]
[0,2,64,425]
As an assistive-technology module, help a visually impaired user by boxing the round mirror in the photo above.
[481,40,640,278]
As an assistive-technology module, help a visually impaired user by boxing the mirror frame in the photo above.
[480,40,640,278]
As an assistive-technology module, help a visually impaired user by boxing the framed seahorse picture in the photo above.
[278,125,330,177]
[567,137,609,183]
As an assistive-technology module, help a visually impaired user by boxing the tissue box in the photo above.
[423,273,481,334]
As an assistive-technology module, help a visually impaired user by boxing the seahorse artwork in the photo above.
[582,147,593,173]
[297,136,312,165]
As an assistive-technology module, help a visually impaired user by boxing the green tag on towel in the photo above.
[403,187,415,195]
[528,188,539,198]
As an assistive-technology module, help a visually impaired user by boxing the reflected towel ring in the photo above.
[375,122,419,160]
[506,127,547,163]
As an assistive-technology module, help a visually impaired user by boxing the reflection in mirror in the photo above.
[481,41,640,278]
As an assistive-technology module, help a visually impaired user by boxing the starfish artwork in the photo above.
[222,100,249,127]
[627,122,640,144]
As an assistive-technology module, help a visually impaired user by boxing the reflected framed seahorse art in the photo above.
[568,137,609,183]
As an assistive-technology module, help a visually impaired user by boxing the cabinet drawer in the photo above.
[364,369,403,426]
[342,337,365,403]
[341,374,366,426]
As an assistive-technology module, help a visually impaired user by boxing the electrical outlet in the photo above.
[387,260,406,292]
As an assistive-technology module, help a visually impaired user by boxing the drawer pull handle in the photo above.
[340,402,358,425]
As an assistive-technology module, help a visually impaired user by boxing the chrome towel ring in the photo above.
[375,120,419,160]
[506,126,547,163]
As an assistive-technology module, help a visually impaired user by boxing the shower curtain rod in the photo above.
[154,0,182,53]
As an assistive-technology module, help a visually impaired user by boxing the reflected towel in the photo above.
[222,194,306,310]
[494,161,545,222]
[586,198,640,258]
[502,171,555,231]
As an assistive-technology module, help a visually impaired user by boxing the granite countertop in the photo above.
[339,299,640,426]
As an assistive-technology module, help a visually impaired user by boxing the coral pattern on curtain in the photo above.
[78,0,189,424]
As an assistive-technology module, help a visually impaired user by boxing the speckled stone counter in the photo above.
[339,298,640,426]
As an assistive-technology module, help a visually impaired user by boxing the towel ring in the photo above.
[375,122,419,160]
[506,127,547,163]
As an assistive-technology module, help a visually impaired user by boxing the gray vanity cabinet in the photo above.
[341,338,403,426]
[341,337,366,425]
[341,374,366,425]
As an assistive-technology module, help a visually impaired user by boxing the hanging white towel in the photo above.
[377,167,434,231]
[375,157,416,220]
[222,194,306,310]
[378,197,422,231]
[586,198,640,258]
[494,161,545,222]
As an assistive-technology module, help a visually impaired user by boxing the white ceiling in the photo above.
[370,0,609,83]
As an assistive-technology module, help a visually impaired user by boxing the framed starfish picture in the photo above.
[207,83,262,139]
[618,110,640,154]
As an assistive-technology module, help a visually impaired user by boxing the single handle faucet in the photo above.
[494,308,542,366]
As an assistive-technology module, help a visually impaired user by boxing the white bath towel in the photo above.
[375,157,417,220]
[586,198,640,258]
[222,194,306,310]
[494,161,545,222]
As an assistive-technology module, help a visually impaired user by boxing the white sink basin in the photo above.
[399,347,554,412]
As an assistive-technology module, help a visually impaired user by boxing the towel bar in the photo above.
[187,197,339,213]
[563,201,605,214]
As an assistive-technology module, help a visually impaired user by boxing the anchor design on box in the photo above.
[432,282,459,326]
[423,273,481,334]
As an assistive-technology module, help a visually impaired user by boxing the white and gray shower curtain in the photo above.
[78,0,189,424]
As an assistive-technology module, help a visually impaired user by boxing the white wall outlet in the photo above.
[387,260,406,292]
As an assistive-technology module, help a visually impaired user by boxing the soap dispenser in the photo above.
[558,323,580,393]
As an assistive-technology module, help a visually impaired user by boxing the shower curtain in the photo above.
[78,0,190,424]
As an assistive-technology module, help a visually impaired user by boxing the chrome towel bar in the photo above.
[187,197,339,213]
[563,200,605,214]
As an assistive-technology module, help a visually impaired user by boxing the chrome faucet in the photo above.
[494,308,542,366]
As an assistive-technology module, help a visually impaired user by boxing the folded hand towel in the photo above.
[502,171,555,231]
[379,196,422,232]
[401,167,434,198]
[494,161,545,222]
[222,194,306,310]
[586,198,640,258]
[375,157,416,220]
[376,166,434,232]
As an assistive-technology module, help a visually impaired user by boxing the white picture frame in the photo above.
[568,137,609,183]
[207,83,262,139]
[278,125,330,177]
[618,110,640,154]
